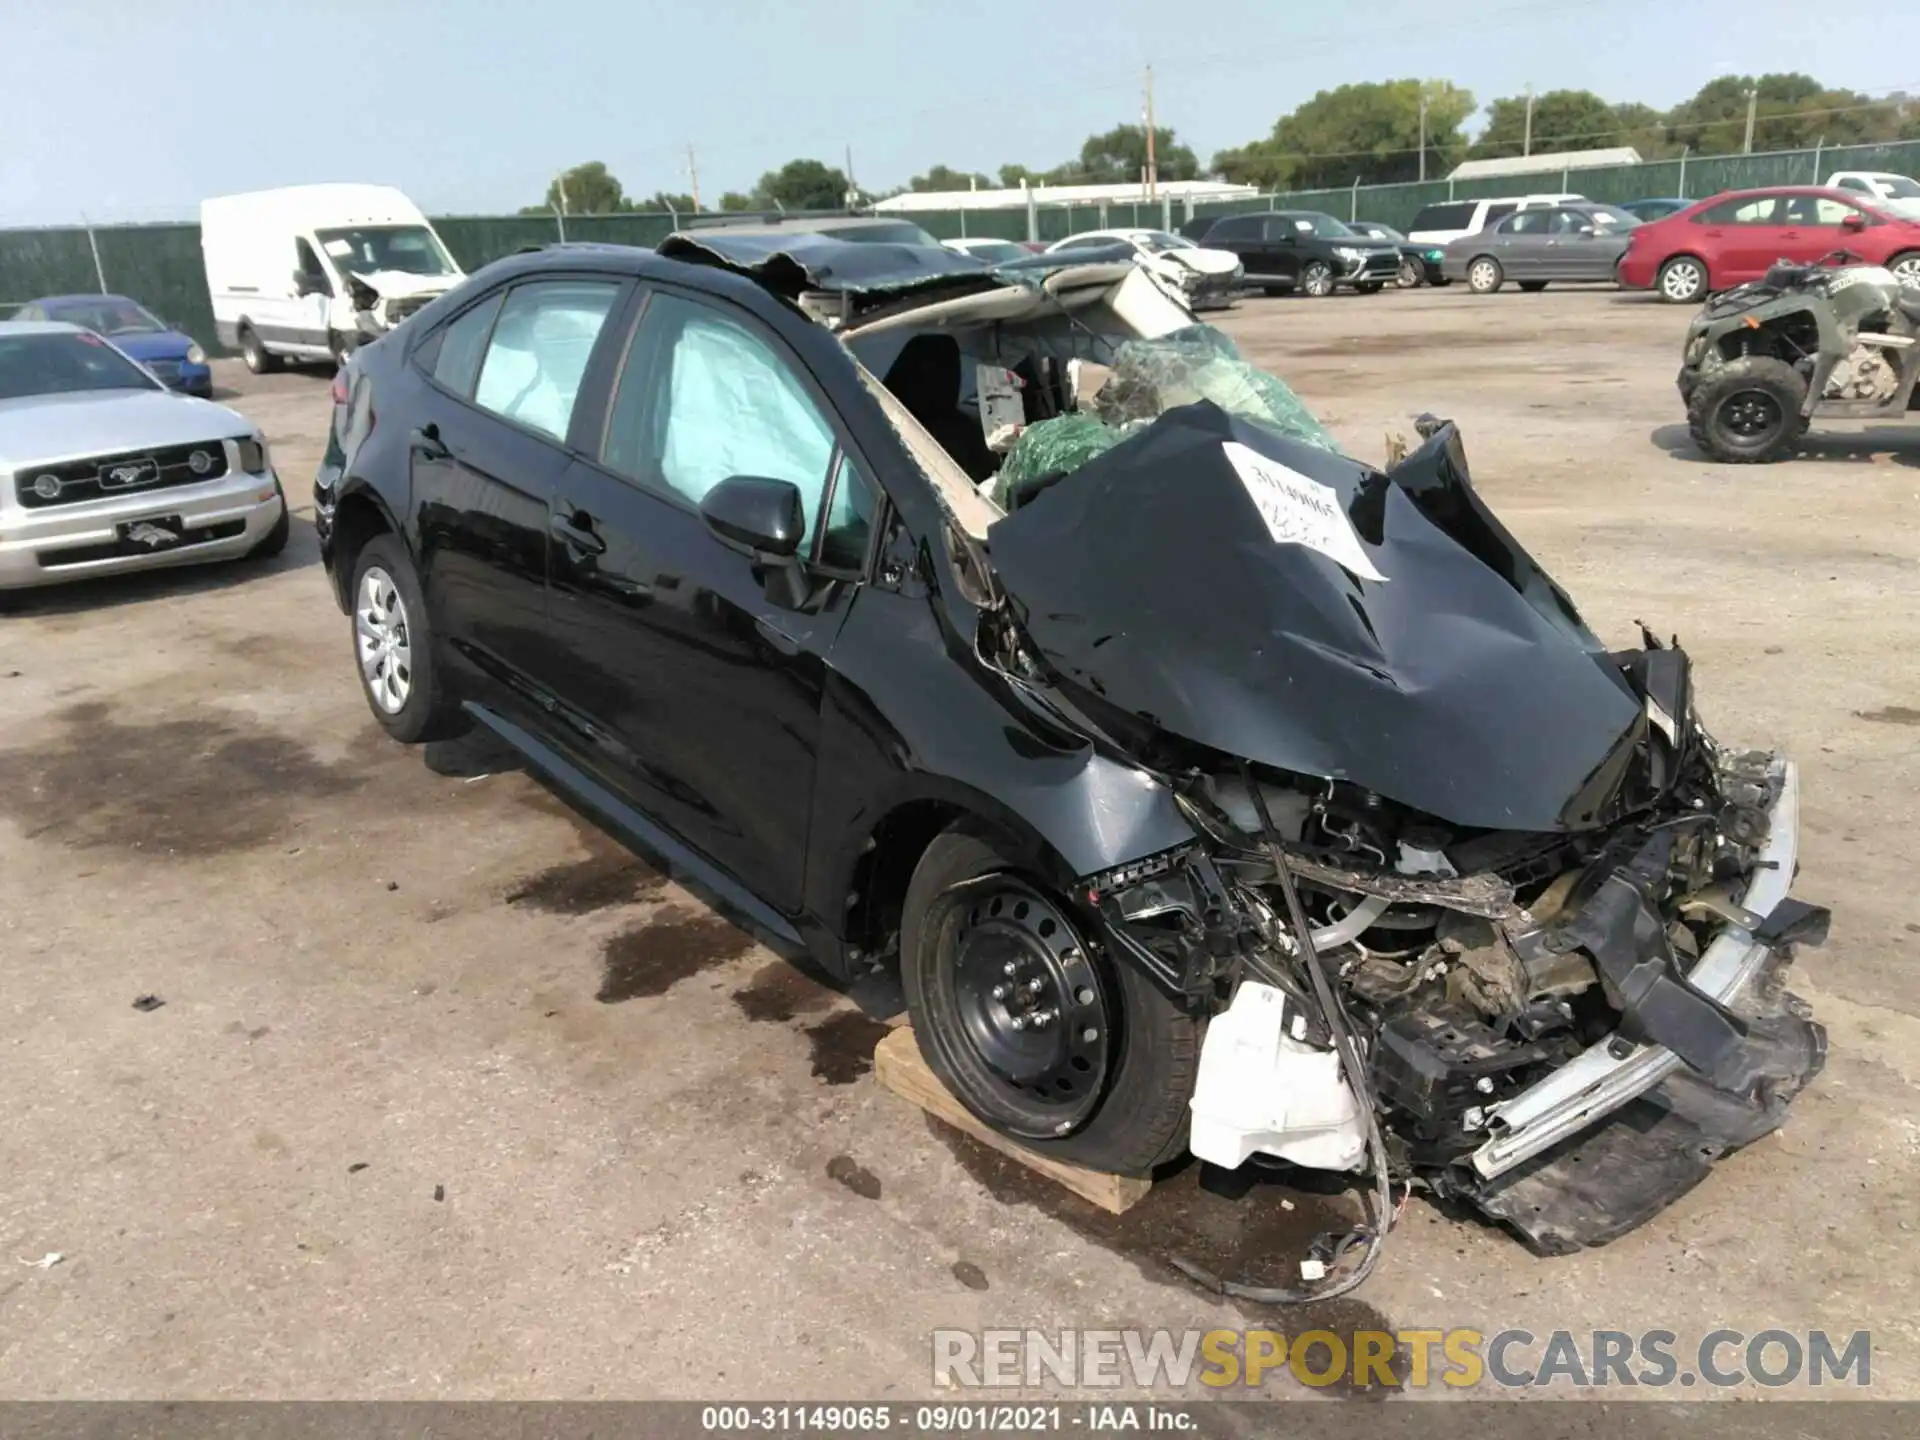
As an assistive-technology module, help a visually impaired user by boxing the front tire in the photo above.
[1396,258,1422,288]
[901,827,1199,1175]
[1300,261,1335,298]
[1467,257,1504,293]
[349,534,463,743]
[239,325,280,375]
[1657,255,1708,304]
[1686,357,1809,464]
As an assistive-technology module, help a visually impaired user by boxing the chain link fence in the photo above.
[8,138,1919,352]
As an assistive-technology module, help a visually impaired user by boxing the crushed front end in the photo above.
[984,402,1829,1254]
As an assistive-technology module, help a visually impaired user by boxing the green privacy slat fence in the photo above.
[8,137,1918,352]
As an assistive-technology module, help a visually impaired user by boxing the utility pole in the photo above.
[1418,93,1429,182]
[686,144,701,212]
[845,144,857,208]
[1743,86,1758,154]
[1143,63,1157,200]
[1522,84,1535,158]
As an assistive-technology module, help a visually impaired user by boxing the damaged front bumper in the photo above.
[1470,757,1812,1182]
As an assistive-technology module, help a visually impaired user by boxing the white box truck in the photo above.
[200,184,466,372]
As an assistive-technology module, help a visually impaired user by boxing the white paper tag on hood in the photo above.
[1221,440,1388,583]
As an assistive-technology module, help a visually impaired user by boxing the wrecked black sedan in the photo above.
[313,231,1826,1270]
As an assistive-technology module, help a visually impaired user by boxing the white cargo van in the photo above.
[200,184,465,372]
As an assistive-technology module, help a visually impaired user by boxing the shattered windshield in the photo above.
[991,325,1339,507]
[315,225,457,277]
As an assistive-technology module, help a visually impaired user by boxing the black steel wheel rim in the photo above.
[1723,390,1783,439]
[945,881,1110,1132]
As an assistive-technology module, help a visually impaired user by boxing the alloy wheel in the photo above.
[1396,258,1421,288]
[355,566,413,714]
[1302,262,1334,297]
[1892,254,1920,290]
[1662,259,1705,302]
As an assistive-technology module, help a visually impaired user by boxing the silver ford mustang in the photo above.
[0,320,287,592]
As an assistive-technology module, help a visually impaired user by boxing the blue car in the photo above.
[11,294,212,397]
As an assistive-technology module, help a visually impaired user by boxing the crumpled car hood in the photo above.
[986,403,1644,832]
[658,232,990,297]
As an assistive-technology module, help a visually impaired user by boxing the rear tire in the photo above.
[349,533,464,743]
[1396,258,1422,288]
[1889,251,1920,290]
[1467,257,1504,293]
[1686,357,1809,464]
[239,325,280,375]
[1518,280,1549,293]
[901,826,1199,1175]
[1657,255,1708,304]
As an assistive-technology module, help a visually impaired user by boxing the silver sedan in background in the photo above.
[1444,203,1640,293]
[0,321,287,593]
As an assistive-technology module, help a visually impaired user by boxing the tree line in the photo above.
[528,72,1920,215]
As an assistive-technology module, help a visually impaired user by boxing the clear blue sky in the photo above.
[4,0,1908,224]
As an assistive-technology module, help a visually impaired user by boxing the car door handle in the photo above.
[550,509,606,557]
[409,423,450,461]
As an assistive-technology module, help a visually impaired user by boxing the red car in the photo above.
[1618,186,1920,303]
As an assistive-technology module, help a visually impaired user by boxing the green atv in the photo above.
[1677,250,1920,463]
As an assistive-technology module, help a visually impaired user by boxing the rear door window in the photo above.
[1697,195,1783,225]
[472,279,621,442]
[1411,202,1473,232]
[422,292,504,398]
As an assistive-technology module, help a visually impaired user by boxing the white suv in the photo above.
[1407,193,1587,246]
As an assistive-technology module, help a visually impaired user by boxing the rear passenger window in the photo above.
[472,280,620,441]
[1698,196,1781,225]
[1211,216,1258,241]
[1411,202,1473,231]
[425,293,503,398]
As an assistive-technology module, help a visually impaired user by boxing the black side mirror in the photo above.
[701,475,804,558]
[701,476,810,609]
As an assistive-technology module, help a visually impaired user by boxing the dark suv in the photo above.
[1194,211,1401,296]
[311,233,1823,1257]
